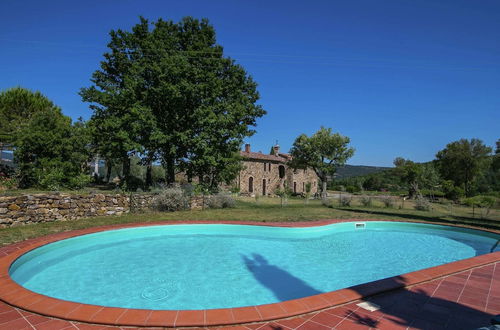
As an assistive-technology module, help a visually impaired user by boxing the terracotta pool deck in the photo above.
[0,220,499,329]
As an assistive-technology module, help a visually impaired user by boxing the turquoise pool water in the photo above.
[9,222,500,310]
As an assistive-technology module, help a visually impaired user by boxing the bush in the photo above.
[68,174,92,190]
[442,180,464,201]
[207,194,236,209]
[229,185,240,194]
[414,197,431,211]
[180,183,195,196]
[420,189,445,198]
[462,195,497,208]
[381,196,395,208]
[360,195,372,207]
[321,198,333,208]
[346,185,361,193]
[37,165,65,190]
[153,188,189,212]
[339,195,352,206]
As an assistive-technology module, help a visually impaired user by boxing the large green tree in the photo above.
[0,87,57,144]
[435,138,492,197]
[393,158,441,198]
[14,106,91,189]
[81,17,265,188]
[290,127,355,198]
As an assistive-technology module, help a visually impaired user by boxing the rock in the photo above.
[8,204,20,211]
[0,208,8,214]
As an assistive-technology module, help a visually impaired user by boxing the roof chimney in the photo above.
[245,144,251,153]
[273,144,280,155]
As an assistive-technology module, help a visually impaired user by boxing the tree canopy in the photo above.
[435,138,492,197]
[81,16,265,190]
[14,106,91,189]
[290,127,354,197]
[0,87,58,144]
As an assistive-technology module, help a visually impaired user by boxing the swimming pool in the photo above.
[9,221,500,310]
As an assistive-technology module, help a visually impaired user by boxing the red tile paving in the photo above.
[0,220,499,329]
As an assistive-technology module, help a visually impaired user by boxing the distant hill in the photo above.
[334,164,391,179]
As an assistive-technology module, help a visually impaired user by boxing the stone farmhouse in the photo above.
[236,144,319,196]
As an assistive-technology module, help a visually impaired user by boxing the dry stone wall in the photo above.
[0,193,130,227]
[0,193,208,227]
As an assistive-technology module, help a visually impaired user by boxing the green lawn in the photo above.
[1,196,499,246]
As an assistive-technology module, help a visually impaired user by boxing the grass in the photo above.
[1,196,499,246]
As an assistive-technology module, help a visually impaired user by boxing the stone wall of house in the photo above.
[0,193,208,227]
[290,168,319,195]
[238,159,285,196]
[238,159,318,196]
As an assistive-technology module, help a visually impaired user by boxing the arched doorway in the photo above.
[249,177,253,193]
[278,165,285,179]
[262,179,266,196]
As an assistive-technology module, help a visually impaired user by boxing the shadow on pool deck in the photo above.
[344,273,495,329]
[241,253,323,302]
[242,253,496,329]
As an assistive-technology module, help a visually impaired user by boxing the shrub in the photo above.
[360,195,372,207]
[420,189,445,198]
[462,195,498,218]
[442,180,464,201]
[346,185,361,193]
[153,188,189,212]
[339,195,352,206]
[180,183,195,196]
[381,196,395,208]
[207,194,236,209]
[321,198,333,208]
[68,174,92,190]
[37,166,65,190]
[230,185,240,194]
[414,197,431,211]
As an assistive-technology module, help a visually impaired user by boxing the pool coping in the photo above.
[0,219,499,327]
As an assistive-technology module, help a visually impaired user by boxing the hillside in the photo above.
[335,164,391,179]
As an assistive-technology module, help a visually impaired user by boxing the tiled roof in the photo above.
[239,151,291,163]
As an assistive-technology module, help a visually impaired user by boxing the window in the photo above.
[249,177,254,193]
[293,182,297,193]
[269,163,271,171]
[302,182,305,191]
[263,163,266,171]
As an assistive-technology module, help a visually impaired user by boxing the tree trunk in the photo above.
[165,156,175,185]
[321,180,327,199]
[122,156,130,187]
[105,160,112,183]
[145,162,153,191]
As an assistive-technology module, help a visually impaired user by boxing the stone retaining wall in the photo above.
[0,193,130,227]
[0,193,208,227]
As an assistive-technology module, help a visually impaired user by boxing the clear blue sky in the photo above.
[1,0,499,166]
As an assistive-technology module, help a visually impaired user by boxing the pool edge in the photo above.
[0,219,498,327]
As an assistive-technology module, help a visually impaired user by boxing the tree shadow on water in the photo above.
[344,275,496,330]
[241,253,323,301]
